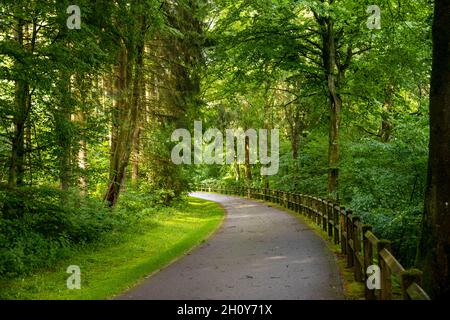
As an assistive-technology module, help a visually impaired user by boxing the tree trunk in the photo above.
[105,45,129,206]
[417,0,450,300]
[327,92,341,200]
[26,119,32,185]
[292,131,300,160]
[105,16,145,206]
[8,20,28,187]
[131,128,140,185]
[381,83,394,142]
[76,111,87,191]
[57,111,72,191]
[288,107,301,160]
[55,73,72,191]
[245,136,252,181]
[322,19,342,200]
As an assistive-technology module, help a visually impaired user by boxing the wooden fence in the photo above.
[197,185,430,300]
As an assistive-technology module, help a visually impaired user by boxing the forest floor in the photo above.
[118,193,344,300]
[0,197,224,300]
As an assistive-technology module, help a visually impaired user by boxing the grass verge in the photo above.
[0,197,224,300]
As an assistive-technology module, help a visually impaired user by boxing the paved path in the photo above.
[117,193,344,300]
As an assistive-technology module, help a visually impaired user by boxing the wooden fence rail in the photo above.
[197,184,430,300]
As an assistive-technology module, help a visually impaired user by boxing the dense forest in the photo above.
[0,0,448,299]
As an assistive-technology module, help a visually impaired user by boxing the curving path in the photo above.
[117,192,344,300]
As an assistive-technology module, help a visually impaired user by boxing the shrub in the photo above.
[0,186,114,278]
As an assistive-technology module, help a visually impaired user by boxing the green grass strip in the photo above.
[0,197,224,300]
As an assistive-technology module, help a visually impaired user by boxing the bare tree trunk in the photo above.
[105,16,145,206]
[75,111,87,191]
[313,9,351,201]
[9,19,28,187]
[57,110,72,191]
[381,83,394,142]
[131,128,140,185]
[235,160,241,181]
[26,119,32,185]
[55,72,72,191]
[78,139,87,191]
[292,132,300,160]
[327,91,341,200]
[245,136,252,181]
[417,0,450,299]
[323,20,342,200]
[291,109,303,161]
[105,45,128,206]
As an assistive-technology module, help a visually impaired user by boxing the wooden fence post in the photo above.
[284,192,288,208]
[346,210,354,268]
[378,240,392,300]
[333,204,340,245]
[304,196,309,218]
[293,193,298,212]
[363,225,376,300]
[286,192,290,209]
[352,217,363,282]
[299,194,302,213]
[316,198,321,227]
[401,269,422,300]
[322,200,327,233]
[291,192,295,211]
[327,201,333,240]
[314,198,320,225]
[340,207,347,255]
[288,192,292,209]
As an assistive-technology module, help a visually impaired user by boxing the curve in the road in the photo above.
[117,192,344,300]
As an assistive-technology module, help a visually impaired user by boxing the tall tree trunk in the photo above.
[290,108,302,161]
[9,19,28,187]
[131,47,144,186]
[381,83,394,142]
[105,45,128,206]
[417,0,450,300]
[105,16,145,206]
[76,111,87,191]
[263,89,271,189]
[55,74,72,191]
[26,119,32,185]
[131,127,140,185]
[292,131,300,160]
[322,20,342,200]
[245,136,252,181]
[235,159,241,181]
[327,95,341,200]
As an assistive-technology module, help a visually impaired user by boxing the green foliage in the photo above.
[0,0,438,286]
[0,186,115,278]
[271,137,329,196]
[0,197,224,300]
[0,180,198,280]
[339,118,428,266]
[196,0,432,269]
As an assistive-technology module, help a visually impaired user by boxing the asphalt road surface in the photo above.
[117,192,344,300]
